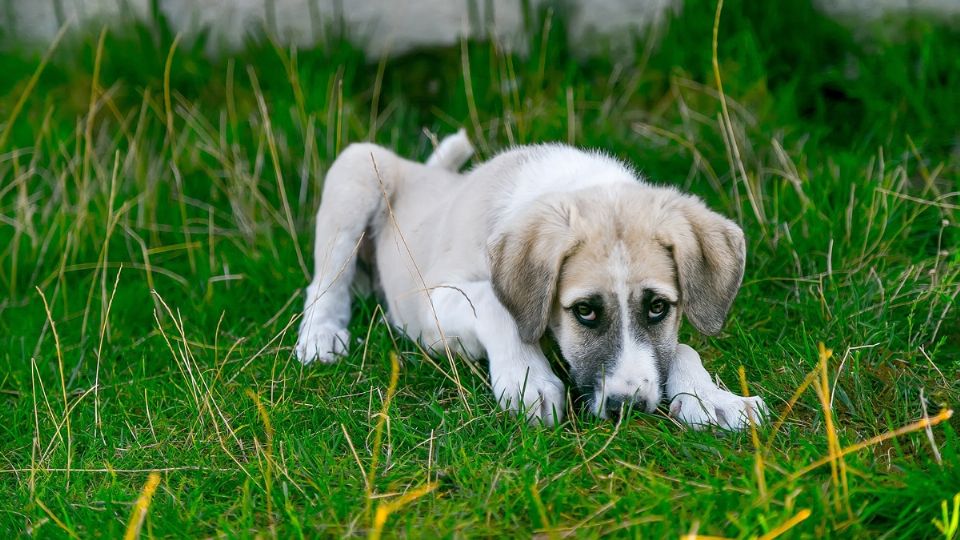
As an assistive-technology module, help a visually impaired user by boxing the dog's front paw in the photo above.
[669,389,767,431]
[295,321,350,365]
[492,366,565,427]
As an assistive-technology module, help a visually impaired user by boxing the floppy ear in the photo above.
[489,199,579,343]
[663,197,746,335]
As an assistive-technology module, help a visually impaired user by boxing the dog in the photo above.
[294,131,766,429]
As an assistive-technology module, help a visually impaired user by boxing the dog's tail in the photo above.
[426,129,474,171]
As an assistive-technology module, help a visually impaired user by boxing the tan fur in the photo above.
[489,193,580,342]
[491,183,743,340]
[556,188,680,305]
[654,194,746,335]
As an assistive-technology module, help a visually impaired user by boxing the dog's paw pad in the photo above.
[295,323,350,365]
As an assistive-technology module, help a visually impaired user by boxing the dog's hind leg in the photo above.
[295,143,407,364]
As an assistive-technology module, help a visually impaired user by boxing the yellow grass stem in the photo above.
[365,352,402,519]
[711,0,768,236]
[36,288,71,487]
[163,34,182,142]
[162,34,198,274]
[758,509,812,540]
[762,365,821,455]
[530,482,557,540]
[123,472,162,540]
[246,389,275,531]
[739,365,766,504]
[369,53,388,140]
[368,482,439,540]
[94,265,123,441]
[460,37,488,156]
[812,342,851,516]
[248,66,309,279]
[81,149,121,355]
[789,408,953,480]
[81,28,107,192]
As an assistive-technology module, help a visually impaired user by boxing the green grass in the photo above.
[1,0,959,537]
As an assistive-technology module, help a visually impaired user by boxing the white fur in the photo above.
[667,345,768,430]
[425,129,474,171]
[594,341,660,417]
[592,243,661,417]
[295,136,764,429]
[490,149,636,238]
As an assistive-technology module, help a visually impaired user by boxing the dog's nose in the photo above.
[604,396,646,421]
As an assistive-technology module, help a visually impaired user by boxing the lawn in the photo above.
[1,0,958,537]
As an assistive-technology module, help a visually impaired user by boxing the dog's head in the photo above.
[490,183,745,419]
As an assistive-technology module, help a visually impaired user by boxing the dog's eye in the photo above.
[572,303,599,327]
[647,299,669,323]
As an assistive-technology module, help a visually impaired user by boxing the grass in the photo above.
[1,0,958,537]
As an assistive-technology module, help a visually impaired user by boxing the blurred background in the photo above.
[3,0,960,58]
[1,1,958,537]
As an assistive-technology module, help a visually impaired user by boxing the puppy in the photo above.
[295,131,766,428]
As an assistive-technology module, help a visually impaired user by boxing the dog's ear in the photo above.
[490,199,579,343]
[661,196,746,335]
